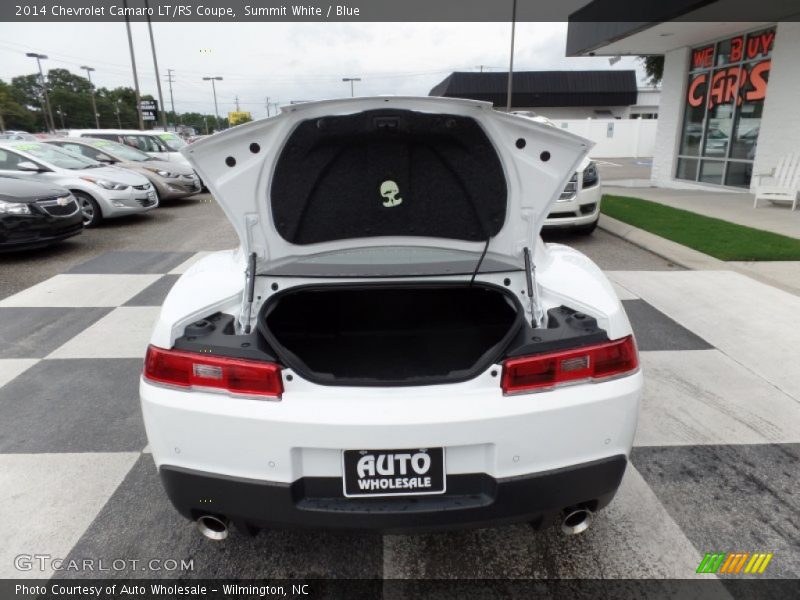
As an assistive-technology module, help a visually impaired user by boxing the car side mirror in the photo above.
[17,161,45,172]
[96,154,114,163]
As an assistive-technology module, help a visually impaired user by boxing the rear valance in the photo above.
[271,109,507,244]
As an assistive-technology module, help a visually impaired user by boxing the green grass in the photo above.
[600,195,800,261]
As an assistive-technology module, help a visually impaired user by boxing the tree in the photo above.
[2,66,227,132]
[0,80,36,131]
[639,56,664,86]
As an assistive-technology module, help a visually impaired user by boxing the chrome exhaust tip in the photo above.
[561,508,593,536]
[196,515,229,541]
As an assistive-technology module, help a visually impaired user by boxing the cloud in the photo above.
[0,21,644,117]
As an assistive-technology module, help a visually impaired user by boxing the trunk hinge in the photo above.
[523,246,543,327]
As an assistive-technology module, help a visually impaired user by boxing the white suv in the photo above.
[140,97,641,539]
[517,116,601,235]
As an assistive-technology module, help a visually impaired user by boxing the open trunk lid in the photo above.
[182,96,592,270]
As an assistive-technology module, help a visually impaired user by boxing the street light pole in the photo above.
[26,52,54,132]
[144,0,168,130]
[506,0,517,113]
[123,0,145,130]
[80,66,100,128]
[202,76,223,131]
[342,77,361,97]
[56,105,66,129]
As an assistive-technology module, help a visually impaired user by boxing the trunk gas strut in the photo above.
[242,252,257,333]
[523,247,541,328]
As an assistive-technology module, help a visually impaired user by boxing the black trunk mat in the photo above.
[261,285,520,384]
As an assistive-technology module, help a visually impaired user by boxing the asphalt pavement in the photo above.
[1,192,798,585]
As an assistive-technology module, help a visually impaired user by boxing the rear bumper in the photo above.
[160,455,627,533]
[141,367,641,531]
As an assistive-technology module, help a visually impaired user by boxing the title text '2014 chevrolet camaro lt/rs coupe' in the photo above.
[140,96,642,540]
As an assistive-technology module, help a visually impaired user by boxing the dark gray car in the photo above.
[0,176,83,251]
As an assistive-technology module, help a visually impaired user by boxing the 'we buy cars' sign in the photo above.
[687,29,775,110]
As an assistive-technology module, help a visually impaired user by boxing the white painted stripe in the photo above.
[611,281,639,300]
[0,359,39,388]
[636,350,800,446]
[607,270,800,404]
[0,274,161,308]
[0,452,139,579]
[47,306,161,359]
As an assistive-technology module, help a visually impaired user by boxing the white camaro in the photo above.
[140,97,642,539]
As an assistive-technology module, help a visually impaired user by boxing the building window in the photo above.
[676,27,775,188]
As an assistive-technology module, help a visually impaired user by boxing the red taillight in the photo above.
[144,345,283,399]
[501,336,638,394]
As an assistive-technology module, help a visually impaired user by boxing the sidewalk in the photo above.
[604,185,800,240]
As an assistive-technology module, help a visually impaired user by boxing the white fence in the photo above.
[553,119,658,158]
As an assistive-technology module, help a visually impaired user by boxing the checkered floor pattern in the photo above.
[1,251,798,580]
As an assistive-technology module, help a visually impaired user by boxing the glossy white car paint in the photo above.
[181,97,590,271]
[141,243,640,484]
[140,97,642,528]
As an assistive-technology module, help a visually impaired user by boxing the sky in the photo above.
[0,22,644,118]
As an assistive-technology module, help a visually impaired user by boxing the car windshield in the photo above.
[13,143,101,169]
[89,139,152,162]
[157,133,187,151]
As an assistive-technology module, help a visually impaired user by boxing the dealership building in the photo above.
[429,70,660,120]
[567,4,800,191]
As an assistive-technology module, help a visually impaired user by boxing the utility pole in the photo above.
[123,0,144,130]
[264,96,270,117]
[114,101,122,127]
[165,69,176,125]
[506,0,517,113]
[235,95,240,111]
[143,0,168,130]
[56,105,66,129]
[80,66,100,128]
[202,76,222,131]
[26,53,54,132]
[342,77,361,97]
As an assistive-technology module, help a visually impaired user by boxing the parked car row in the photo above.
[0,129,203,252]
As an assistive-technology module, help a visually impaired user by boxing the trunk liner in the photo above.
[259,284,522,385]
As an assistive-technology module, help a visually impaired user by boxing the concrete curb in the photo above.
[598,214,800,297]
[598,215,725,270]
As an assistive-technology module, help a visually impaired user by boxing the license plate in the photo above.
[342,448,445,497]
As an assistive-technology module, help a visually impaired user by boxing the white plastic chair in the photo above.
[753,152,800,210]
